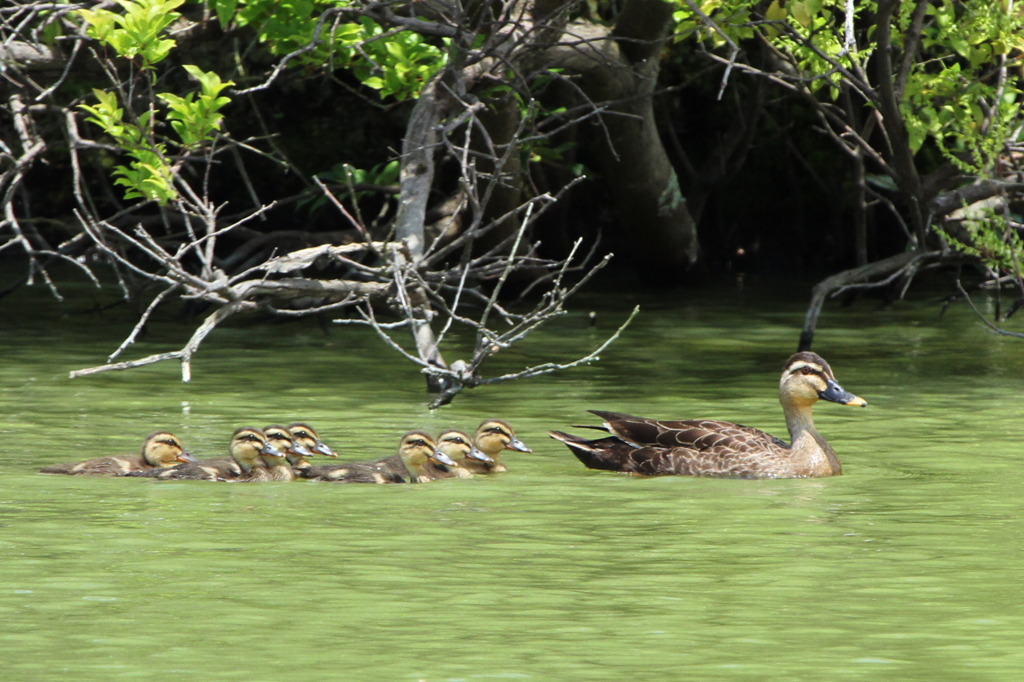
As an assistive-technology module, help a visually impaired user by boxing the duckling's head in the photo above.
[264,424,312,466]
[475,419,532,457]
[288,422,338,458]
[141,431,196,467]
[437,429,493,464]
[398,431,457,473]
[780,352,867,409]
[230,427,282,470]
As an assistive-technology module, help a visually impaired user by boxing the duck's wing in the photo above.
[551,430,780,479]
[123,463,223,480]
[299,455,406,483]
[549,432,640,472]
[122,455,239,480]
[589,411,786,451]
[39,455,145,476]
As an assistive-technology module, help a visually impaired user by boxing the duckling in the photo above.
[463,419,532,474]
[286,422,338,471]
[549,351,867,479]
[421,429,495,479]
[39,431,196,476]
[258,425,309,482]
[129,427,283,481]
[300,431,457,483]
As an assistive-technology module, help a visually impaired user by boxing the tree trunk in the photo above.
[538,5,699,279]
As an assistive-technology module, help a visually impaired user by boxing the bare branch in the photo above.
[70,300,258,381]
[956,280,1024,339]
[800,250,947,351]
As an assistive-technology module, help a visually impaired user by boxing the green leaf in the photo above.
[210,0,238,28]
[865,174,899,191]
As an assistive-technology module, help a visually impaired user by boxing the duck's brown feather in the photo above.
[40,454,151,476]
[589,411,787,452]
[550,430,793,479]
[300,455,406,483]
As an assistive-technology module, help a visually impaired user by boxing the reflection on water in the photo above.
[1,279,1023,679]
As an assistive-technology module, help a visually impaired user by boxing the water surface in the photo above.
[1,278,1022,679]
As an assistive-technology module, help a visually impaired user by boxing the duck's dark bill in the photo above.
[819,378,867,406]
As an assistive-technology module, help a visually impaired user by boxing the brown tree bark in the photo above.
[535,2,699,278]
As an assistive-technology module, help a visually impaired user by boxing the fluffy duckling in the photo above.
[129,427,283,481]
[286,422,338,471]
[463,419,532,474]
[257,425,310,482]
[422,429,495,480]
[301,431,456,483]
[39,431,196,476]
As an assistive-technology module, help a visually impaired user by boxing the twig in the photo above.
[106,283,181,362]
[956,279,1024,339]
[70,300,257,381]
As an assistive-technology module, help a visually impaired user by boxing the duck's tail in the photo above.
[548,431,633,472]
[38,463,74,474]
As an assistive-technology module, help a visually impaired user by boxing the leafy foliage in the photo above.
[78,90,177,204]
[937,208,1024,277]
[317,160,401,200]
[76,2,234,205]
[670,0,1024,268]
[78,0,184,69]
[671,0,1023,163]
[208,1,447,100]
[904,1,1024,170]
[157,66,234,148]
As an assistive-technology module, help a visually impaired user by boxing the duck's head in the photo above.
[780,352,867,409]
[437,429,493,464]
[141,431,197,467]
[475,419,532,457]
[230,427,282,469]
[399,431,457,471]
[264,424,312,466]
[288,422,338,458]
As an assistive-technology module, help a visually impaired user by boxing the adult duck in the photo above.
[464,419,532,474]
[300,431,456,483]
[549,352,866,479]
[38,432,196,476]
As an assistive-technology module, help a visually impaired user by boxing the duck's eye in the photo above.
[160,439,178,447]
[294,430,310,438]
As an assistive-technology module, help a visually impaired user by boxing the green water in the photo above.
[1,279,1022,680]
